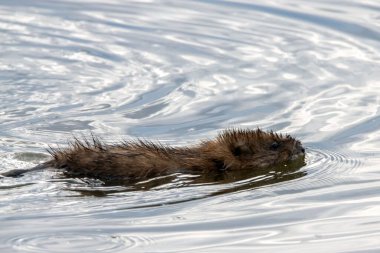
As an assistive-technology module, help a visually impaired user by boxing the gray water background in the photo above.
[0,0,380,252]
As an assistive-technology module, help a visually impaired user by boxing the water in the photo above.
[1,0,379,252]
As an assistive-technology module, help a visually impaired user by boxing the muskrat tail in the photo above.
[1,162,51,178]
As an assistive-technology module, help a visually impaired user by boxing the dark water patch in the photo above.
[37,120,94,132]
[124,101,169,119]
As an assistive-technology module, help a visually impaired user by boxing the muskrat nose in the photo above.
[295,145,305,154]
[290,145,305,161]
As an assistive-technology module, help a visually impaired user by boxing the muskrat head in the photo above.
[216,129,305,170]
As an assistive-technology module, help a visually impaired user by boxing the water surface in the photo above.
[1,0,380,252]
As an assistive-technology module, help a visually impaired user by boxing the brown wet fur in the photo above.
[46,129,305,182]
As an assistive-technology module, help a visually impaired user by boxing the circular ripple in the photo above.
[6,233,151,253]
[276,147,363,191]
[306,148,361,175]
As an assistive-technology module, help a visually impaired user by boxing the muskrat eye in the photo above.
[270,141,280,150]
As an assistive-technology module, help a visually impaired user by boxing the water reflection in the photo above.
[72,156,306,200]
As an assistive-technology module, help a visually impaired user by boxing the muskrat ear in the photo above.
[231,143,252,156]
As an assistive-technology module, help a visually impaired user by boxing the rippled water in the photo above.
[1,0,380,252]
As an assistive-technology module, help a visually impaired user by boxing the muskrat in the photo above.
[1,129,305,182]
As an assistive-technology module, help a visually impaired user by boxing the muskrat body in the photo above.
[2,129,305,182]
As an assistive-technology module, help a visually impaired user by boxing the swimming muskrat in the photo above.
[1,129,305,182]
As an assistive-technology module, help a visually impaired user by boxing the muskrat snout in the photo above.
[290,143,306,161]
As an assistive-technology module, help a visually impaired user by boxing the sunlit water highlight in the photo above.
[1,0,380,252]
